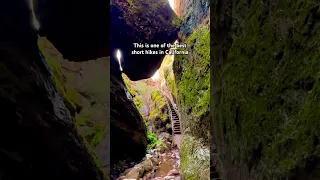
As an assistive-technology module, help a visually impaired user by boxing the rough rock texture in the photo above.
[122,74,171,135]
[173,22,210,180]
[109,0,183,177]
[170,1,210,179]
[174,0,191,18]
[110,0,180,80]
[38,37,110,177]
[110,57,148,178]
[180,135,210,180]
[0,25,104,180]
[148,89,171,135]
[35,0,110,60]
[0,0,107,179]
[175,0,210,36]
[212,0,320,179]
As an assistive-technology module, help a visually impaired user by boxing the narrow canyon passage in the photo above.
[2,0,320,179]
[110,0,210,179]
[115,52,183,180]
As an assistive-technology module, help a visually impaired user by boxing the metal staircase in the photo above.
[167,99,181,135]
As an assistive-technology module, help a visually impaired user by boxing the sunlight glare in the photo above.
[168,0,174,10]
[151,71,159,81]
[116,49,123,71]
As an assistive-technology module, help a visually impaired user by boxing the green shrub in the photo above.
[84,124,106,147]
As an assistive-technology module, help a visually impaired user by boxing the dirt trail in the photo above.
[152,148,180,180]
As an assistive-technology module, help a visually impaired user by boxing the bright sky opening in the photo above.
[168,0,174,10]
[151,71,159,81]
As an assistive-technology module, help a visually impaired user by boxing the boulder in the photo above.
[110,0,179,80]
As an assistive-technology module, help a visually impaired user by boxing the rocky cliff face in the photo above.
[110,0,180,80]
[38,37,110,177]
[110,57,148,179]
[170,0,210,179]
[0,0,108,179]
[212,0,320,179]
[109,0,182,177]
[174,0,210,36]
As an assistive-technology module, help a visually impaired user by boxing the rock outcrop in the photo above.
[0,26,105,180]
[212,0,320,179]
[0,0,108,179]
[109,0,182,178]
[110,57,148,178]
[110,0,180,80]
[38,37,110,177]
[174,0,210,36]
[169,0,210,179]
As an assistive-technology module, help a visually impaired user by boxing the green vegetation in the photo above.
[169,22,210,180]
[84,124,106,147]
[162,55,177,99]
[80,130,104,171]
[146,131,166,152]
[211,1,320,178]
[38,40,79,115]
[122,74,136,97]
[180,135,210,180]
[75,108,93,127]
[151,89,166,108]
[149,89,168,122]
[38,40,105,174]
[172,15,182,27]
[173,24,210,142]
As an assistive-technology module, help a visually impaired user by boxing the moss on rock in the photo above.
[180,135,210,180]
[174,24,210,143]
[169,15,210,180]
[212,0,320,179]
